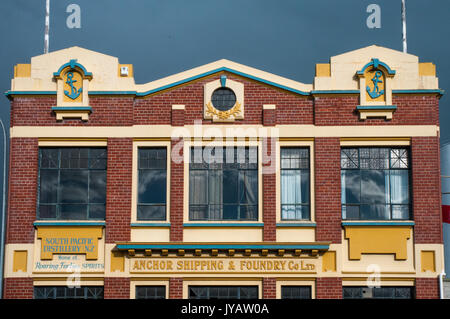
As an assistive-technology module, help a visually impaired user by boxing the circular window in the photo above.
[211,88,236,111]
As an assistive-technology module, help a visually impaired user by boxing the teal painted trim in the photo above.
[183,223,264,227]
[53,59,92,77]
[5,90,56,97]
[89,91,137,95]
[33,221,105,226]
[356,105,397,110]
[116,243,330,250]
[276,223,317,227]
[51,106,92,111]
[311,90,359,94]
[131,223,171,227]
[136,67,311,97]
[342,221,415,226]
[392,89,444,95]
[356,58,396,75]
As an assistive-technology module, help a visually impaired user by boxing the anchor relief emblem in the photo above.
[366,70,384,99]
[64,71,82,100]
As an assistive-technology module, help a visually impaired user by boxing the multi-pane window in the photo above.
[38,148,107,220]
[343,286,413,299]
[341,147,410,220]
[189,147,258,221]
[281,148,310,220]
[280,286,312,299]
[135,286,166,299]
[34,286,104,299]
[137,148,167,220]
[188,286,258,299]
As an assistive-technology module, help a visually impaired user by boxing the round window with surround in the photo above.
[211,87,237,111]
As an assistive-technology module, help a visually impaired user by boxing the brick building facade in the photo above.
[2,45,444,299]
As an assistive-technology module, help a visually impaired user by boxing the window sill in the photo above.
[342,221,414,226]
[276,222,316,227]
[183,222,264,227]
[131,222,171,227]
[356,105,397,120]
[34,220,105,227]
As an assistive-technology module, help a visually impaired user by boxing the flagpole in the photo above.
[44,0,50,54]
[402,0,407,53]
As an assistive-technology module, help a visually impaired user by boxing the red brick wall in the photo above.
[6,138,38,243]
[314,95,439,126]
[411,136,442,244]
[3,278,34,299]
[263,137,276,241]
[169,277,183,299]
[262,277,276,299]
[105,138,132,243]
[170,138,184,241]
[134,73,313,126]
[10,96,134,127]
[316,277,342,299]
[171,108,185,126]
[104,277,130,299]
[315,138,341,243]
[415,278,439,299]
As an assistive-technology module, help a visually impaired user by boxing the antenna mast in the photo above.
[402,0,407,53]
[44,0,50,54]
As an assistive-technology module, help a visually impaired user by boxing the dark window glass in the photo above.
[189,147,258,221]
[38,148,107,220]
[341,147,411,220]
[281,286,312,299]
[135,286,166,299]
[343,286,413,299]
[281,148,310,220]
[211,88,237,111]
[34,286,104,299]
[137,148,167,220]
[188,286,258,299]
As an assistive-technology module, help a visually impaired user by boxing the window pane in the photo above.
[342,205,360,220]
[39,205,57,219]
[60,204,87,220]
[239,171,258,205]
[89,204,106,219]
[341,170,360,204]
[137,205,166,220]
[39,170,58,203]
[90,148,107,169]
[223,169,238,204]
[360,204,390,220]
[361,170,389,204]
[392,205,409,220]
[390,170,409,204]
[138,170,166,204]
[40,149,59,168]
[60,170,88,203]
[281,286,311,299]
[89,171,106,203]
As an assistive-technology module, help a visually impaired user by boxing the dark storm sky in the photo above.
[0,0,449,176]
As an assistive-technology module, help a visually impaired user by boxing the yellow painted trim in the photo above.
[340,137,410,144]
[111,250,125,272]
[13,251,28,272]
[118,64,134,77]
[315,64,331,77]
[342,278,415,286]
[33,278,104,286]
[322,251,336,272]
[419,63,436,76]
[344,226,411,260]
[421,251,436,273]
[38,139,107,146]
[10,124,440,139]
[14,64,31,78]
[131,140,171,224]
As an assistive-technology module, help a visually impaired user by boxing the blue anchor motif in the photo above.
[64,71,82,100]
[366,70,384,99]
